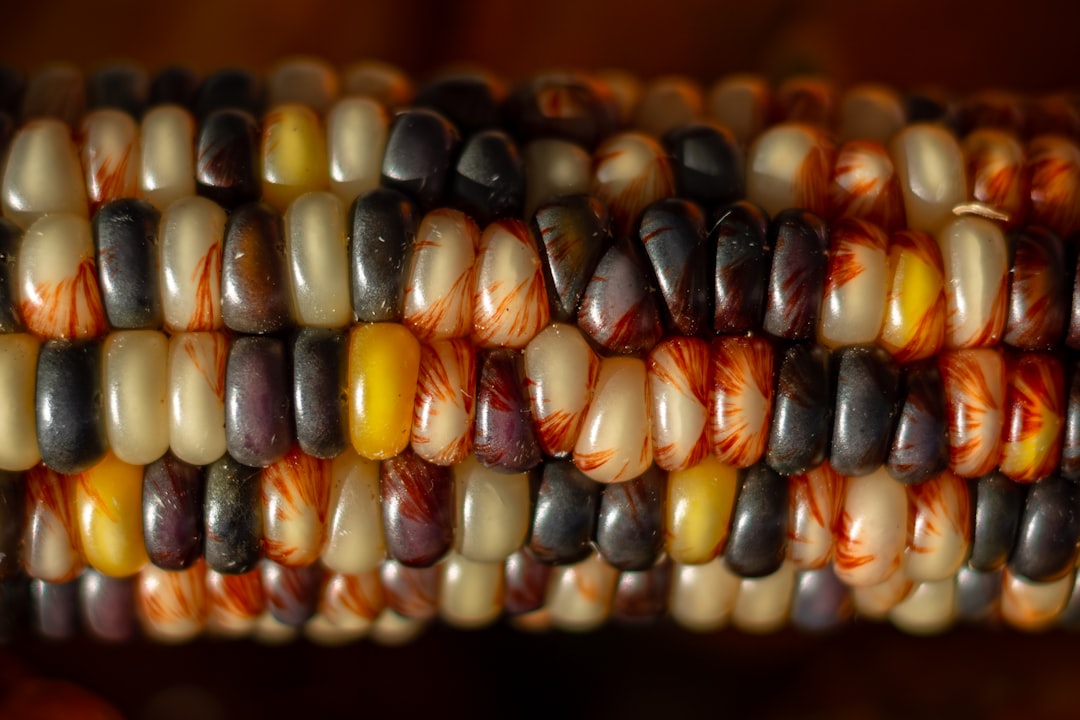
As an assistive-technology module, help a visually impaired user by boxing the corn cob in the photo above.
[2,58,1080,645]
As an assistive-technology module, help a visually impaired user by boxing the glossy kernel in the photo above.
[76,453,149,577]
[260,104,329,213]
[666,456,738,565]
[348,322,421,460]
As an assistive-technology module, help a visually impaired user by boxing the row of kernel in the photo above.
[1,189,1070,358]
[6,447,1074,588]
[4,101,1078,244]
[12,552,1080,643]
[2,61,404,125]
[7,61,1078,146]
[1,69,727,228]
[0,101,725,235]
[709,75,1080,145]
[1,319,1071,486]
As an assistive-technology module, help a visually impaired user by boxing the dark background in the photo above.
[1,0,1078,91]
[9,622,1080,719]
[3,1,1080,717]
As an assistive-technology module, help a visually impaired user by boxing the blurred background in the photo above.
[8,621,1080,719]
[2,1,1080,718]
[1,0,1077,91]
